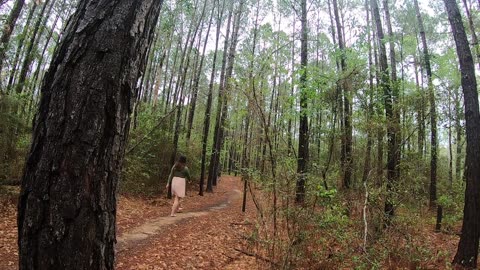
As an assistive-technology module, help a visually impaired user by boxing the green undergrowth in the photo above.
[121,106,202,196]
[241,154,464,269]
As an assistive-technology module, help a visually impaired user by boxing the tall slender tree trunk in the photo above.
[27,5,63,119]
[332,0,352,189]
[207,0,234,189]
[363,0,374,184]
[455,86,463,182]
[243,0,260,170]
[373,24,384,185]
[17,1,163,269]
[164,36,181,114]
[29,3,62,95]
[6,2,37,92]
[170,0,207,169]
[462,0,480,69]
[296,0,309,203]
[152,49,167,109]
[0,0,25,73]
[321,98,337,190]
[371,0,396,223]
[414,0,437,209]
[383,0,401,185]
[141,32,160,103]
[414,56,425,157]
[160,30,174,111]
[152,31,173,111]
[201,0,224,195]
[15,0,54,95]
[287,15,295,156]
[187,2,215,143]
[273,15,282,155]
[211,0,244,186]
[448,87,454,185]
[444,0,480,267]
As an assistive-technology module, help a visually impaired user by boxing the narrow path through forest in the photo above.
[0,176,257,270]
[116,188,240,254]
[116,175,257,269]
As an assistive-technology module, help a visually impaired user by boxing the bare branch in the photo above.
[126,107,178,155]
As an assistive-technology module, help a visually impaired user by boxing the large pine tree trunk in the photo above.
[372,25,384,185]
[371,0,396,223]
[186,3,214,143]
[362,0,374,184]
[241,0,260,171]
[207,0,234,189]
[296,0,309,203]
[170,0,207,170]
[200,0,223,195]
[444,0,480,267]
[383,0,401,187]
[17,1,163,269]
[332,0,353,189]
[209,0,244,187]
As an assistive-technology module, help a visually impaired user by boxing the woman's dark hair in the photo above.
[174,155,187,170]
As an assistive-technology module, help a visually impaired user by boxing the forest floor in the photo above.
[0,176,257,270]
[0,176,463,269]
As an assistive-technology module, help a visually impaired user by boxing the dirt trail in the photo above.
[116,176,257,269]
[116,176,256,270]
[0,176,256,270]
[116,188,242,253]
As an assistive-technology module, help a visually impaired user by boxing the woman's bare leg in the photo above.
[171,196,179,216]
[176,197,182,212]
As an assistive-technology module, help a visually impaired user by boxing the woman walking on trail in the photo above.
[166,155,191,217]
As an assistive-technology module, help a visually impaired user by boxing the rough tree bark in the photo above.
[209,0,244,187]
[296,0,309,203]
[332,0,353,189]
[372,19,384,186]
[207,0,234,189]
[455,86,463,182]
[200,0,223,195]
[17,1,163,269]
[242,0,260,171]
[170,0,207,170]
[371,0,396,223]
[444,0,480,267]
[383,0,401,187]
[362,0,374,184]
